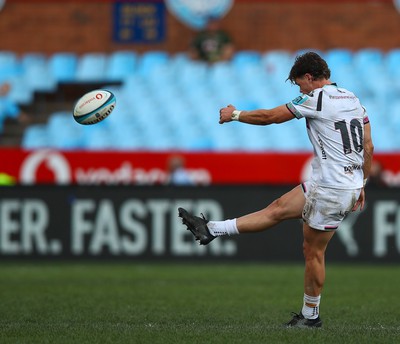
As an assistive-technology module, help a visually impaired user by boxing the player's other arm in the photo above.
[352,121,374,212]
[362,122,374,182]
[219,104,294,125]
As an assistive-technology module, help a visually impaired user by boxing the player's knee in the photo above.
[270,197,289,221]
[303,240,324,263]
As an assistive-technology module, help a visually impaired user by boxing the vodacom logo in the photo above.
[20,149,72,184]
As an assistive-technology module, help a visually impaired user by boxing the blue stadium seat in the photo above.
[47,111,83,149]
[106,51,137,81]
[232,50,261,71]
[372,123,398,152]
[353,48,384,74]
[384,49,400,93]
[108,120,146,150]
[76,53,108,81]
[21,124,50,149]
[48,52,78,82]
[122,74,151,101]
[0,51,20,82]
[24,62,57,92]
[332,65,367,99]
[355,48,383,63]
[139,122,177,150]
[20,53,47,71]
[384,48,400,76]
[20,52,53,93]
[324,48,353,69]
[262,50,293,84]
[175,60,208,90]
[81,122,114,150]
[136,51,169,77]
[169,53,191,73]
[7,75,34,105]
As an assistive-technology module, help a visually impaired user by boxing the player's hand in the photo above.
[219,104,236,124]
[352,188,365,212]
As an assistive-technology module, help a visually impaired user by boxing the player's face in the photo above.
[294,74,314,94]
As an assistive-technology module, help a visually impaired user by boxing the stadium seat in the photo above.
[122,74,151,101]
[48,52,78,82]
[175,60,208,90]
[354,48,383,64]
[384,49,400,92]
[262,50,293,84]
[46,111,83,149]
[324,48,353,69]
[145,64,174,92]
[136,51,169,77]
[76,52,108,81]
[20,53,55,93]
[332,65,367,99]
[20,52,47,71]
[231,50,261,72]
[384,48,400,76]
[6,75,34,105]
[169,52,191,72]
[21,124,50,149]
[81,122,114,150]
[106,50,137,81]
[107,118,145,150]
[353,48,384,75]
[372,123,398,152]
[139,122,177,150]
[24,62,57,92]
[0,51,20,82]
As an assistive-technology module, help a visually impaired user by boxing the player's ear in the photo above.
[304,73,313,82]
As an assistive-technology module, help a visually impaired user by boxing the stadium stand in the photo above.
[0,49,398,152]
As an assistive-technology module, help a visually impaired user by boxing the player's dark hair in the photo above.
[287,52,331,84]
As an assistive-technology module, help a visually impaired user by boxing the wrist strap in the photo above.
[231,110,241,121]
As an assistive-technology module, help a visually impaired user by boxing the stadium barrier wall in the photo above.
[0,185,399,263]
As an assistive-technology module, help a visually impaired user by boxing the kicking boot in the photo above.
[178,207,216,245]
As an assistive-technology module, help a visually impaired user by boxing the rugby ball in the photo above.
[73,89,116,125]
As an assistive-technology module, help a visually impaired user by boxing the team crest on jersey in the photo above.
[292,95,308,105]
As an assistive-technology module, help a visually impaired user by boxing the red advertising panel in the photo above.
[1,149,399,186]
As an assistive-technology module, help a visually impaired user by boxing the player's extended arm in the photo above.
[219,104,294,125]
[352,121,374,211]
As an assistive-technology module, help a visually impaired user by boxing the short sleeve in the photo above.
[286,93,319,119]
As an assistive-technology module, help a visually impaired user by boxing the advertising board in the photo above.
[0,185,398,262]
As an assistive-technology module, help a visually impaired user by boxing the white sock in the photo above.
[302,294,321,319]
[207,219,239,237]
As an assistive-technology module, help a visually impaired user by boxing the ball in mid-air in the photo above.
[73,89,116,125]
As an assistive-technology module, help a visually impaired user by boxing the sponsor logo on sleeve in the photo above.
[292,95,308,105]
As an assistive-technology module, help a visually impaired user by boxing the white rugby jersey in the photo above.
[286,83,369,189]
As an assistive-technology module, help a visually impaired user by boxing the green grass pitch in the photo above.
[0,262,399,343]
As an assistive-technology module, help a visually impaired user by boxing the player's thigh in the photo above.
[236,185,305,232]
[303,223,335,253]
[274,184,306,220]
